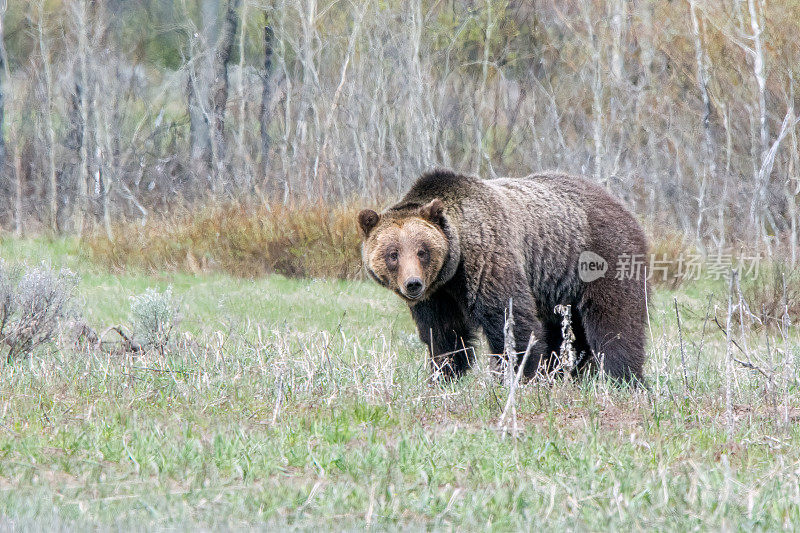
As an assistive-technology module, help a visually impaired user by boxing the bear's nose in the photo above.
[404,277,424,297]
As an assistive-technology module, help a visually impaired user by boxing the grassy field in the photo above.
[1,239,799,530]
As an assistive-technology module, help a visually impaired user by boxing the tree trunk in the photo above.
[13,145,21,236]
[73,0,91,237]
[260,24,275,186]
[93,77,112,241]
[235,0,249,189]
[210,0,241,190]
[36,0,59,232]
[187,69,212,176]
[747,0,768,239]
[609,0,625,81]
[187,0,218,185]
[689,1,715,247]
[0,0,7,193]
[65,73,85,233]
[583,6,604,186]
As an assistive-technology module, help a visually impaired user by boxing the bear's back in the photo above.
[393,169,481,211]
[399,169,603,212]
[395,170,640,252]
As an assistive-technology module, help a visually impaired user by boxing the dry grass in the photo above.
[85,201,365,279]
[647,230,697,289]
[739,261,800,331]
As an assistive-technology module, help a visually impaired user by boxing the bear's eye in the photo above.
[388,250,399,263]
[417,249,428,260]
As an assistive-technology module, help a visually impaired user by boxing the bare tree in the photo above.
[0,0,7,184]
[260,23,275,186]
[747,0,769,239]
[235,0,251,189]
[210,0,242,190]
[0,0,13,232]
[0,0,799,248]
[609,0,625,82]
[788,76,800,264]
[689,1,715,247]
[583,5,605,186]
[66,0,92,236]
[184,0,241,192]
[33,0,60,232]
[186,0,218,183]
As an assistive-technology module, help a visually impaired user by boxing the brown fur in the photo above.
[360,214,448,302]
[359,169,649,383]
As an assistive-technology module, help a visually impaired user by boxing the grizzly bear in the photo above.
[358,169,648,383]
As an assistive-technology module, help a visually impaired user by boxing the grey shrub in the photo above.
[129,286,179,352]
[0,261,79,362]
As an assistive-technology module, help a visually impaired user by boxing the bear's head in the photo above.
[357,199,453,303]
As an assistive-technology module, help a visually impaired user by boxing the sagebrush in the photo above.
[0,260,78,362]
[130,285,180,352]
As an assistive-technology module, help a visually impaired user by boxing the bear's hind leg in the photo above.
[410,291,477,379]
[521,319,562,377]
[578,292,646,384]
[527,316,595,378]
[570,310,592,376]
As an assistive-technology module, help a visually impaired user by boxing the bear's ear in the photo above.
[418,199,445,225]
[358,209,380,238]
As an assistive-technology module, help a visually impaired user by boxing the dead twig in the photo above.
[713,315,772,380]
[129,366,196,377]
[99,325,142,353]
[498,331,537,437]
[674,297,689,395]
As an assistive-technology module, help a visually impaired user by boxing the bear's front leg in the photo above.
[409,290,477,379]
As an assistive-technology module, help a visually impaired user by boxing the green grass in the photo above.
[1,238,799,530]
